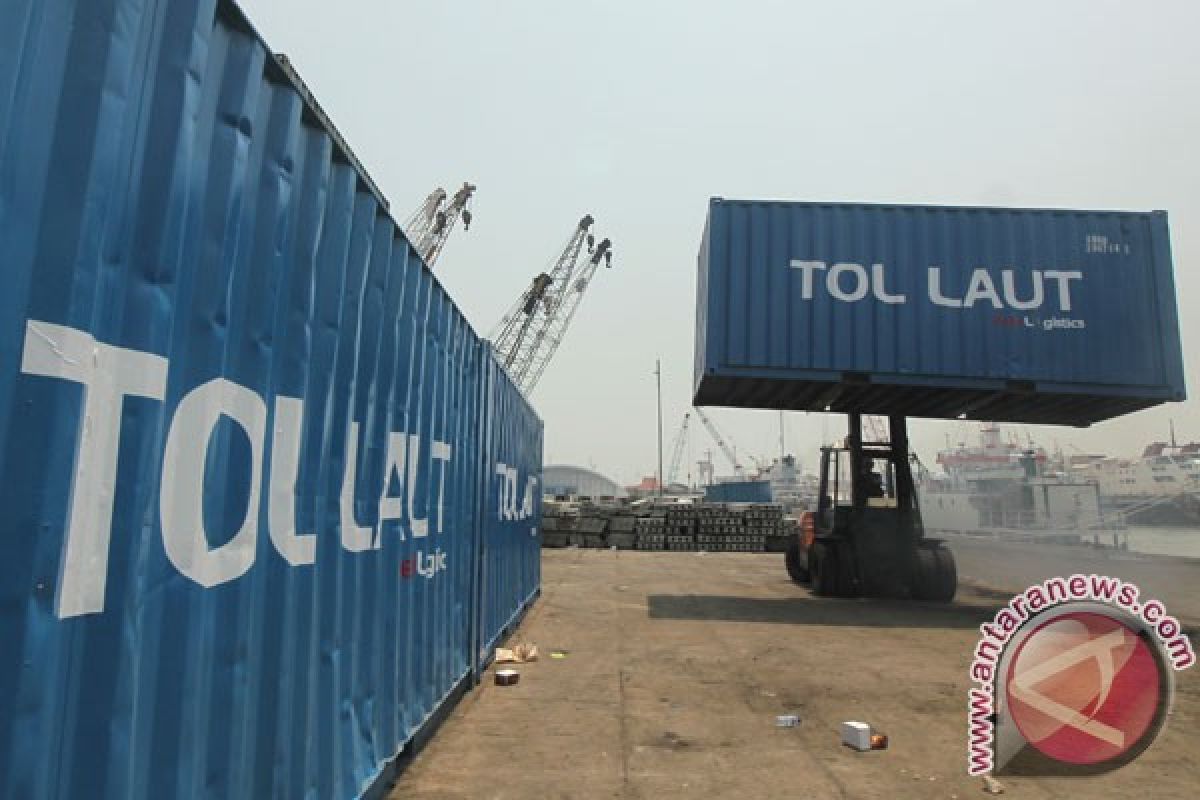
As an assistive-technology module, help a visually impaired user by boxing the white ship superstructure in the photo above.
[1074,442,1200,525]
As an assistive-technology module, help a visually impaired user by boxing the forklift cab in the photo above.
[787,415,956,601]
[817,447,903,520]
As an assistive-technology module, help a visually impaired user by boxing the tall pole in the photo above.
[686,417,692,489]
[655,359,664,497]
[778,410,785,461]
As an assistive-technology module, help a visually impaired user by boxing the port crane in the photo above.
[491,215,614,393]
[404,182,476,268]
[665,413,691,487]
[692,407,745,478]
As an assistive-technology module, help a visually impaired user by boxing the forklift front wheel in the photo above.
[812,541,849,597]
[785,540,810,584]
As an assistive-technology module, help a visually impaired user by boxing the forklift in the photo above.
[786,414,957,602]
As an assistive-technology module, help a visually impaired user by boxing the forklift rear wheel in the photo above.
[912,544,957,603]
[785,540,810,584]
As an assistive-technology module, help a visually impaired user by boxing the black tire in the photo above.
[930,546,957,602]
[811,541,837,596]
[785,540,811,584]
[813,541,857,597]
[912,544,957,603]
[911,546,935,600]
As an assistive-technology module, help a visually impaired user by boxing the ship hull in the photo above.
[917,482,1119,547]
[1103,494,1200,528]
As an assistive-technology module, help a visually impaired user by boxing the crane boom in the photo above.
[491,215,613,393]
[693,407,742,475]
[492,273,554,375]
[665,413,691,487]
[404,182,475,268]
[520,236,613,391]
[492,215,594,378]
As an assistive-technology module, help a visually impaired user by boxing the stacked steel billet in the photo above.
[696,504,742,551]
[635,514,667,550]
[664,506,698,551]
[538,502,804,551]
[743,504,784,553]
[607,514,637,549]
[541,514,569,548]
[577,515,610,548]
[766,517,799,553]
[561,515,582,547]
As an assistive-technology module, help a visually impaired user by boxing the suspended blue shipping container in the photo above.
[0,1,542,798]
[695,198,1186,426]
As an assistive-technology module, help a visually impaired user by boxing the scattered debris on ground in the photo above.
[494,669,520,687]
[982,774,1005,794]
[841,720,874,751]
[392,550,1200,799]
[658,731,690,750]
[495,643,539,663]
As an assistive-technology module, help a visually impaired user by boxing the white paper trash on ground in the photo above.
[841,721,872,751]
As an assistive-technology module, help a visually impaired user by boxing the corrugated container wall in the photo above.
[694,198,1186,426]
[0,1,542,798]
[477,353,543,661]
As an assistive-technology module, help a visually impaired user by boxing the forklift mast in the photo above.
[821,414,919,513]
[846,414,917,511]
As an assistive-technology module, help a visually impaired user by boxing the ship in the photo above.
[916,424,1126,546]
[755,455,818,512]
[1070,440,1200,527]
[697,455,819,512]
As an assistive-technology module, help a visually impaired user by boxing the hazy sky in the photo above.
[241,0,1200,486]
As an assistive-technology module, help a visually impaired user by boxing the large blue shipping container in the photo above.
[694,198,1186,426]
[477,354,543,662]
[0,1,542,798]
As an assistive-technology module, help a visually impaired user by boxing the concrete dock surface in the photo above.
[391,547,1200,799]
